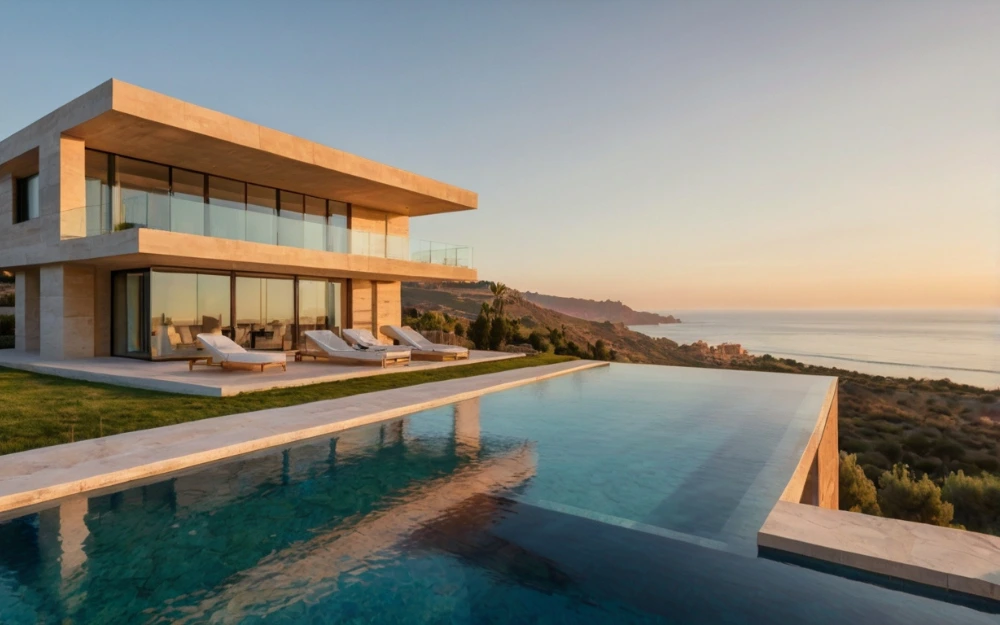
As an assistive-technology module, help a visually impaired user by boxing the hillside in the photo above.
[402,282,697,365]
[521,292,679,325]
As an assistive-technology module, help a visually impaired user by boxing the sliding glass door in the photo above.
[111,270,350,358]
[235,277,294,350]
[112,270,150,358]
[149,271,232,359]
[297,279,345,346]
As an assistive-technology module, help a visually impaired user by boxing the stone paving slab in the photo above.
[0,349,520,396]
[0,360,608,515]
[759,500,1000,601]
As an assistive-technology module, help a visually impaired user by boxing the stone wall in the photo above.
[817,388,840,508]
[40,264,95,360]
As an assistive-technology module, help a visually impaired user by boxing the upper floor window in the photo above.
[15,174,39,223]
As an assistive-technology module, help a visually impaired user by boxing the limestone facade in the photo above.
[0,80,477,359]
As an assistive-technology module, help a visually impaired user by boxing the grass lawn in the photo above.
[0,353,576,456]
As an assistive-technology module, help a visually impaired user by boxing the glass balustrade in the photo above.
[61,199,473,268]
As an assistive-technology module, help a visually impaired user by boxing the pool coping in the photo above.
[758,379,1000,603]
[759,501,1000,602]
[0,359,609,516]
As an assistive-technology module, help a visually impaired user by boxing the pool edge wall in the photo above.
[778,378,840,509]
[758,376,1000,604]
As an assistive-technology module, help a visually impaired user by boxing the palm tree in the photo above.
[489,282,509,318]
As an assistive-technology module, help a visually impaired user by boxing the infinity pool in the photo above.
[0,364,994,623]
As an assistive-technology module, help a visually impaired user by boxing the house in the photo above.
[0,80,476,361]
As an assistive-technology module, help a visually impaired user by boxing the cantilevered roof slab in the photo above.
[1,79,477,217]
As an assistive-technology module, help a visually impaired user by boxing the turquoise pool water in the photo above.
[0,364,994,623]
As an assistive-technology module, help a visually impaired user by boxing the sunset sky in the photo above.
[3,1,996,310]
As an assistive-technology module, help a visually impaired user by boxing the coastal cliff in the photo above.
[521,292,679,325]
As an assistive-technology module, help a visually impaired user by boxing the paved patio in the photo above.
[0,349,522,397]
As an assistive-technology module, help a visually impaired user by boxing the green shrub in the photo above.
[468,309,492,350]
[875,440,903,464]
[0,293,13,307]
[591,339,611,361]
[0,314,13,336]
[942,471,1000,535]
[505,317,522,344]
[527,330,550,353]
[913,456,943,475]
[968,452,1000,473]
[840,439,870,454]
[932,438,965,462]
[877,464,954,527]
[903,432,933,455]
[418,311,446,332]
[548,327,566,351]
[840,453,881,515]
[558,341,584,357]
[488,316,509,350]
[856,451,891,470]
[453,322,465,338]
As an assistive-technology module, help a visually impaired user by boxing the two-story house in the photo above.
[0,80,476,361]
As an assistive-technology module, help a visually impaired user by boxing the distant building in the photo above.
[715,343,745,357]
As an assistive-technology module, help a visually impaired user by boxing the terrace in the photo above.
[0,348,518,397]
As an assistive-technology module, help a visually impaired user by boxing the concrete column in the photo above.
[14,268,40,351]
[351,279,373,332]
[40,264,96,360]
[38,134,86,241]
[454,397,481,456]
[374,281,402,343]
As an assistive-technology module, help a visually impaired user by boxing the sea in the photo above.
[631,309,1000,390]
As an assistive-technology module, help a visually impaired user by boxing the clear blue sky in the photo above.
[3,1,997,310]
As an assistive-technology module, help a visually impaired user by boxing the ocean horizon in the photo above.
[631,308,1000,390]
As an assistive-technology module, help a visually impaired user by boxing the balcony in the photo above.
[61,199,473,269]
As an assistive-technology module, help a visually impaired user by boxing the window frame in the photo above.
[14,174,40,223]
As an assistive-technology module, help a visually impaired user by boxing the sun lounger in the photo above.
[343,329,412,355]
[194,334,287,372]
[379,325,470,361]
[299,330,410,368]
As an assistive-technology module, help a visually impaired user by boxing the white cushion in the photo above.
[400,327,436,350]
[305,330,353,353]
[382,326,466,354]
[226,352,286,364]
[196,334,287,364]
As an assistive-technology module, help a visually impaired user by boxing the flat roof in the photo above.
[0,79,477,217]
